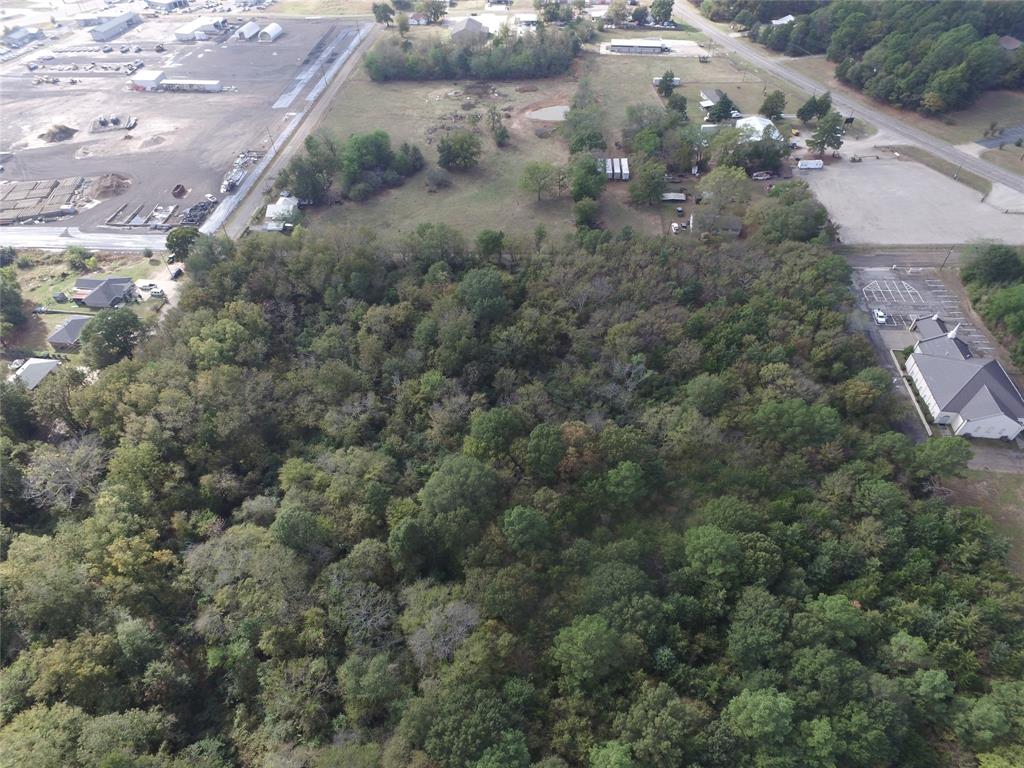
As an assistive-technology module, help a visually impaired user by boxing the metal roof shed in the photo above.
[259,22,283,42]
[620,158,630,180]
[235,20,260,39]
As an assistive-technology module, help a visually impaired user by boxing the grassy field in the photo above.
[890,145,993,196]
[983,146,1024,177]
[947,470,1024,577]
[786,55,1024,147]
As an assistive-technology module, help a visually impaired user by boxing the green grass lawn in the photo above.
[18,254,164,306]
[982,145,1024,178]
[947,470,1024,577]
[311,43,587,239]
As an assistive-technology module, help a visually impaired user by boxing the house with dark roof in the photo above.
[71,277,135,309]
[906,314,1024,440]
[47,316,91,351]
[450,17,488,45]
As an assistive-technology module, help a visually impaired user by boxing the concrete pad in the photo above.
[803,157,1024,245]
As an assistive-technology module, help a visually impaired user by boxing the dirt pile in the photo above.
[88,173,131,198]
[39,124,78,143]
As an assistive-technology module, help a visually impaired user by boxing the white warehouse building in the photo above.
[174,16,226,41]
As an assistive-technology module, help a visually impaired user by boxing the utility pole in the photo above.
[940,245,954,270]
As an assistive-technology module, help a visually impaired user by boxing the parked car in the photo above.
[204,194,218,203]
[137,281,157,290]
[675,206,685,217]
[102,45,113,52]
[8,359,25,370]
[751,171,773,181]
[150,288,166,298]
[671,222,681,234]
[873,309,888,325]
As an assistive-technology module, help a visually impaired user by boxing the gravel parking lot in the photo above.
[1,16,357,232]
[802,156,1024,245]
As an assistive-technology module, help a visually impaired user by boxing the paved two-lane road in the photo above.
[673,1,1024,195]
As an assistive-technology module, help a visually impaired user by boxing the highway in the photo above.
[673,2,1024,195]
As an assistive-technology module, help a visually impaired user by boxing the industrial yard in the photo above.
[0,12,362,233]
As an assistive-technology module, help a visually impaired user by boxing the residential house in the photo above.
[47,316,91,351]
[265,194,299,232]
[408,12,428,25]
[71,276,135,308]
[450,17,488,45]
[11,358,60,390]
[905,314,1024,440]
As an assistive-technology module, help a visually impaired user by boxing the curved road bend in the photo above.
[673,2,1024,195]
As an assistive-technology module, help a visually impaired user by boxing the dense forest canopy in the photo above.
[698,0,1024,113]
[2,221,1024,768]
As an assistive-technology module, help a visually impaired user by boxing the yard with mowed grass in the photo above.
[579,45,811,133]
[786,55,1024,150]
[17,253,166,307]
[946,470,1024,577]
[983,146,1024,177]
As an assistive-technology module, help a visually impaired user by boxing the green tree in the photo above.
[438,130,482,171]
[0,266,25,336]
[759,89,786,120]
[962,244,1024,286]
[569,153,606,201]
[472,730,530,768]
[552,614,638,692]
[697,165,750,224]
[165,227,199,262]
[628,160,666,206]
[80,309,146,368]
[574,197,600,228]
[476,229,505,258]
[337,653,407,727]
[457,267,509,323]
[396,12,410,35]
[656,70,677,98]
[708,93,738,123]
[649,0,673,24]
[723,687,795,744]
[808,110,844,156]
[589,741,635,768]
[796,95,819,123]
[419,0,447,23]
[373,2,395,25]
[519,161,560,201]
[501,506,551,553]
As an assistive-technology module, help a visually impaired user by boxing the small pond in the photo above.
[526,105,569,121]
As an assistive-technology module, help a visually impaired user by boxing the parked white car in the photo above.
[873,308,888,325]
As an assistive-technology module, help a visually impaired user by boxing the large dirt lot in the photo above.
[1,15,358,231]
[803,153,1024,245]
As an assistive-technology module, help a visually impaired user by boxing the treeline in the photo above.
[2,216,1024,767]
[700,0,1024,113]
[276,130,424,204]
[962,243,1024,366]
[364,27,580,81]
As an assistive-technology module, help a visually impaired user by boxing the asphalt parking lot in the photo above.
[853,268,996,355]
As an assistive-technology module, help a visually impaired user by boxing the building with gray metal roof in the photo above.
[906,314,1024,440]
[47,316,91,350]
[10,358,60,390]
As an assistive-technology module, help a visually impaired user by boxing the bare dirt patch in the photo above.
[87,173,132,199]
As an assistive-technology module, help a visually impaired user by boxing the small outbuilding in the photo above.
[450,17,488,45]
[89,12,142,42]
[771,14,796,26]
[797,159,824,169]
[130,69,166,91]
[47,316,91,351]
[174,16,226,41]
[235,20,261,40]
[265,194,299,231]
[408,12,428,25]
[10,358,60,391]
[699,88,724,109]
[258,22,284,42]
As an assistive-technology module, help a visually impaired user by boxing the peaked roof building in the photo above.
[906,315,1024,440]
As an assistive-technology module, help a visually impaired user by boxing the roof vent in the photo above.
[947,323,961,339]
